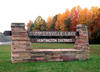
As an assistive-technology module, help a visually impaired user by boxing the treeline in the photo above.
[27,6,100,44]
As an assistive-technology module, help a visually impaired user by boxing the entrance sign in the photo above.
[11,23,89,63]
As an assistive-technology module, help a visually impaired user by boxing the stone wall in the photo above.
[11,23,89,63]
[74,24,89,60]
[31,49,83,61]
[11,23,32,63]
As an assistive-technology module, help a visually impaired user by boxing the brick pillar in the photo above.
[11,23,32,63]
[74,24,89,60]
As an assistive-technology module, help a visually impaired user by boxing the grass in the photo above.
[0,43,100,72]
[32,43,74,49]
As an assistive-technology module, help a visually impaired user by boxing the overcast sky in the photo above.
[0,0,100,32]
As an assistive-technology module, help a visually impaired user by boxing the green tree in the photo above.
[29,23,34,32]
[64,17,71,31]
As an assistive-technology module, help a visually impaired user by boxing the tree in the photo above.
[46,16,53,31]
[40,20,46,31]
[64,17,71,31]
[96,9,100,30]
[33,16,46,31]
[29,24,34,32]
[70,7,79,31]
[51,15,57,31]
[90,8,100,43]
[27,20,33,31]
[88,7,99,40]
[61,8,70,31]
[55,8,70,31]
[55,13,62,30]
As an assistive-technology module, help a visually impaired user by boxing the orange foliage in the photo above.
[55,8,70,31]
[26,6,100,43]
[27,20,33,31]
[70,7,78,31]
[55,13,63,30]
[46,16,53,31]
[27,6,100,37]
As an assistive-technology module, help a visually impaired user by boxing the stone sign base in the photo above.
[11,23,89,63]
[12,49,86,63]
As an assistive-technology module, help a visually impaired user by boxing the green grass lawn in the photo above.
[0,43,100,72]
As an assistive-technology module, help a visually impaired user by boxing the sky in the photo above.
[0,0,100,32]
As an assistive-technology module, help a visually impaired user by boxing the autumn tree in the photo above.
[27,20,33,31]
[96,9,100,30]
[89,8,100,43]
[33,16,46,31]
[49,15,57,31]
[88,7,99,39]
[61,8,70,31]
[46,16,53,31]
[55,8,70,31]
[55,13,62,31]
[70,7,79,31]
[64,17,71,31]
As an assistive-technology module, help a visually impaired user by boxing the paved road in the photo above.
[0,42,11,45]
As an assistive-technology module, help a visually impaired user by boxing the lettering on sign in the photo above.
[30,39,75,43]
[29,31,76,36]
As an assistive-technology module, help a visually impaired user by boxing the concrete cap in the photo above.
[11,23,25,27]
[76,24,87,28]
